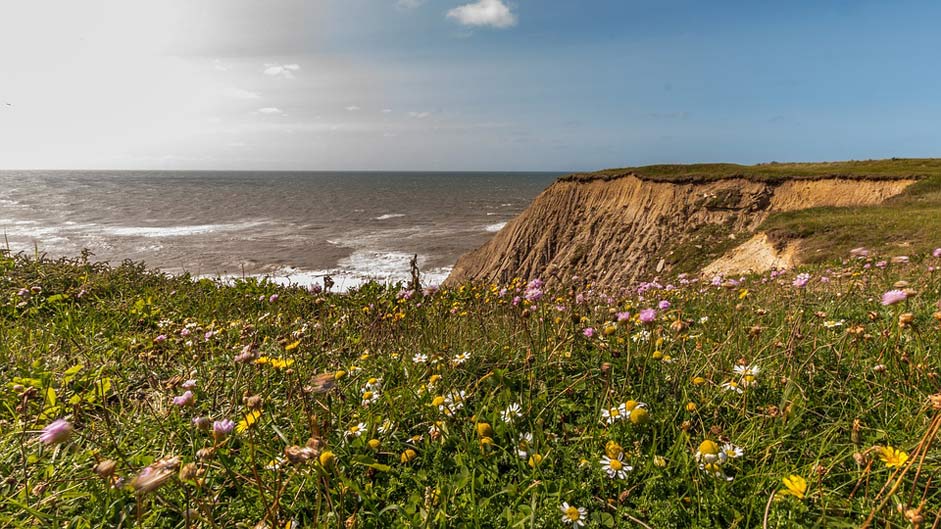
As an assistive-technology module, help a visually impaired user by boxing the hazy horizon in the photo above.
[3,1,941,171]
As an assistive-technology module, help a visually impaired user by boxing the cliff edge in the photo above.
[445,159,941,286]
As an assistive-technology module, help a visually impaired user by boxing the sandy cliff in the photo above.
[445,174,914,286]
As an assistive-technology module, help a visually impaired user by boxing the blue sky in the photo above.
[1,0,939,170]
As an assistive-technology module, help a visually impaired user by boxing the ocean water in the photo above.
[0,171,558,289]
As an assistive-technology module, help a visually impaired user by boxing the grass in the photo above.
[2,249,941,528]
[559,158,941,184]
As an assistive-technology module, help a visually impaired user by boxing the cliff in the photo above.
[445,159,941,286]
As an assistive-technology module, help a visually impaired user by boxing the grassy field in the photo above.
[560,158,941,184]
[2,248,941,528]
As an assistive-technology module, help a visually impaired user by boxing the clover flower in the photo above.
[40,418,73,446]
[212,419,236,441]
[172,390,195,407]
[639,308,657,323]
[881,289,908,306]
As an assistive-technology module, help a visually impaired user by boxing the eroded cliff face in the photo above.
[445,175,913,286]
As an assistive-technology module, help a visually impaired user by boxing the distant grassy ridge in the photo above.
[559,158,941,184]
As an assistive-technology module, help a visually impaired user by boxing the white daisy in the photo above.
[361,389,380,406]
[601,403,628,424]
[720,380,744,394]
[517,432,533,459]
[412,353,428,363]
[560,502,587,526]
[440,390,466,416]
[722,443,744,459]
[501,403,523,423]
[345,422,366,439]
[376,419,393,435]
[600,453,632,479]
[452,351,471,365]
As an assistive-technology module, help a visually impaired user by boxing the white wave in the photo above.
[374,213,406,220]
[203,262,452,293]
[102,221,265,238]
[484,222,507,233]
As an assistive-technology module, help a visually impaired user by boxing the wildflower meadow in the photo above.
[2,248,941,528]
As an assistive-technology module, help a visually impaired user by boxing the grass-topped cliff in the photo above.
[2,249,941,527]
[448,158,941,286]
[560,158,941,184]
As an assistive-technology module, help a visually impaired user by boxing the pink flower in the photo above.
[792,273,811,288]
[933,248,941,258]
[850,247,870,258]
[639,308,657,323]
[181,379,197,390]
[658,300,671,310]
[213,419,236,441]
[616,311,631,322]
[180,328,191,337]
[875,260,887,269]
[881,289,907,306]
[269,294,279,303]
[582,327,595,338]
[40,419,73,445]
[154,334,167,343]
[172,390,195,407]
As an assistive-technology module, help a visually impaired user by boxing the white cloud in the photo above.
[256,107,283,115]
[381,109,393,113]
[213,59,230,71]
[408,111,431,119]
[263,63,301,79]
[447,0,517,29]
[224,87,261,100]
[345,105,361,111]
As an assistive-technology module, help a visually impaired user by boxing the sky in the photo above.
[1,0,940,171]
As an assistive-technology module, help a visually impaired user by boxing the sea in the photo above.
[0,171,559,290]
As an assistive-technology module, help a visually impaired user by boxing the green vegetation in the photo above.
[2,250,941,528]
[560,158,941,184]
[762,162,941,262]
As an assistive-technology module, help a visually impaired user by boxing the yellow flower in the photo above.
[431,396,445,407]
[879,446,909,469]
[476,422,494,438]
[528,453,543,468]
[367,439,381,450]
[400,448,417,463]
[779,474,807,499]
[605,441,623,459]
[686,402,697,412]
[738,289,750,300]
[284,340,300,351]
[692,376,706,386]
[269,357,294,369]
[236,409,262,433]
[334,370,347,380]
[319,450,335,467]
[629,407,650,425]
